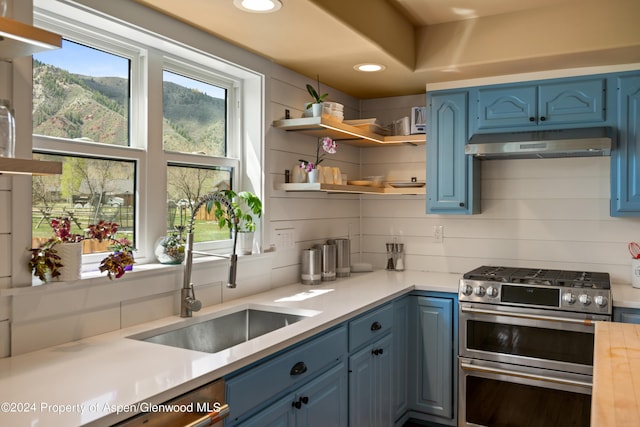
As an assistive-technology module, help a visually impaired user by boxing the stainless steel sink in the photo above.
[129,306,317,354]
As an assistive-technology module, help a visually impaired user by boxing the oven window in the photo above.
[465,376,591,426]
[467,321,594,365]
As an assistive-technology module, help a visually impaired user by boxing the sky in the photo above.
[34,39,226,99]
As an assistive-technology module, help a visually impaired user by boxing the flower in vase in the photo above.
[299,136,337,171]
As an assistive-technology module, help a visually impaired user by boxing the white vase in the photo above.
[308,169,319,183]
[311,103,323,117]
[56,242,82,282]
[237,231,255,255]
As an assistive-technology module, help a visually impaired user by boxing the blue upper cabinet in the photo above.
[611,72,640,216]
[476,84,536,129]
[475,77,606,131]
[427,90,480,214]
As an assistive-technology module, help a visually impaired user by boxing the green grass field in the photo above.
[31,204,230,246]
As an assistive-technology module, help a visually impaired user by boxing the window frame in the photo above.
[32,3,248,272]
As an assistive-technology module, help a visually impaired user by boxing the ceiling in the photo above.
[132,0,638,99]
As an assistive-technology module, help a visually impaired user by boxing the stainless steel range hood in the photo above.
[465,126,612,159]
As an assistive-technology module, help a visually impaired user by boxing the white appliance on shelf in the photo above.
[411,106,426,134]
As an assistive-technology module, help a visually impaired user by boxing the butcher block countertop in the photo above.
[592,321,640,426]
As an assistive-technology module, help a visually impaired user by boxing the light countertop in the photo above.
[611,283,640,309]
[592,321,640,426]
[0,269,460,427]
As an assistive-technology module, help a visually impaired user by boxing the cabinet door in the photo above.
[410,296,454,419]
[348,334,393,427]
[538,78,606,125]
[476,84,537,129]
[296,363,348,427]
[237,397,294,427]
[611,73,640,216]
[393,297,410,420]
[427,91,478,214]
[614,307,640,324]
[239,363,347,427]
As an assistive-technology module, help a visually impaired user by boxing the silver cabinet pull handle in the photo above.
[460,305,596,326]
[460,362,591,389]
[184,403,230,427]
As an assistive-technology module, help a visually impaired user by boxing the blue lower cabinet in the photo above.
[409,294,457,425]
[613,307,640,324]
[348,333,393,427]
[393,296,410,420]
[237,362,348,427]
[225,326,347,426]
[226,293,458,427]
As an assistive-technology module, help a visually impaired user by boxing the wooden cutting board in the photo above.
[592,321,640,426]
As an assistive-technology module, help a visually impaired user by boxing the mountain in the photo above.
[32,60,226,155]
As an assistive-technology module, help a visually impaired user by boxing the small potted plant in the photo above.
[299,136,337,183]
[305,75,328,117]
[210,190,262,255]
[154,229,186,265]
[28,217,135,283]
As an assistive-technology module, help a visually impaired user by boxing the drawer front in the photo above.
[349,303,394,352]
[226,325,347,423]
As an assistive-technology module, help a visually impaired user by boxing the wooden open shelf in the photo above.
[0,16,62,60]
[277,182,425,195]
[0,157,62,175]
[272,117,425,147]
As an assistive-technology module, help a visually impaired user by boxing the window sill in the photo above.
[2,251,274,297]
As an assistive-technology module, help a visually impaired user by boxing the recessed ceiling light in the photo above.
[354,63,385,72]
[233,0,282,13]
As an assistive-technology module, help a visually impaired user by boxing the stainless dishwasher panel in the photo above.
[115,378,229,427]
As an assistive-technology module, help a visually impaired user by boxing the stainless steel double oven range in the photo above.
[458,266,611,427]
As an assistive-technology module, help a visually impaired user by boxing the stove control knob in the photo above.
[460,283,473,296]
[486,286,498,298]
[474,286,486,297]
[563,292,576,305]
[594,295,608,307]
[579,294,592,306]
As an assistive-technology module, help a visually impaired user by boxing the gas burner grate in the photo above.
[464,265,611,289]
[557,271,611,289]
[510,268,562,286]
[462,266,519,282]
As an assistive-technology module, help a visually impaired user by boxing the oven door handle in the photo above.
[460,305,596,326]
[460,361,592,389]
[184,403,230,427]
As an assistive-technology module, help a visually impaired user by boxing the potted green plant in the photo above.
[305,76,328,117]
[28,217,135,283]
[154,229,186,265]
[210,190,262,255]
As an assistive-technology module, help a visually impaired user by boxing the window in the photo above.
[167,164,232,243]
[162,70,227,156]
[33,39,130,146]
[31,153,135,253]
[31,1,256,271]
[32,39,136,257]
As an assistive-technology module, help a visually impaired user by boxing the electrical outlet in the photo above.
[434,225,444,243]
[275,228,295,249]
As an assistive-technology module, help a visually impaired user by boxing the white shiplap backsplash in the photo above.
[360,148,640,284]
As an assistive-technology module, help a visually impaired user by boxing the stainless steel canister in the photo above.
[301,248,321,285]
[328,238,350,277]
[318,243,336,281]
